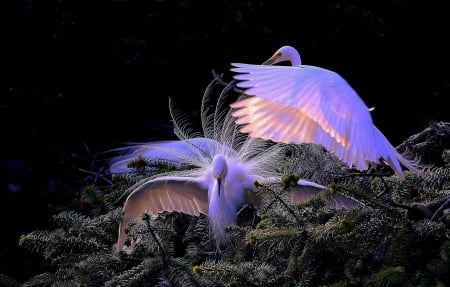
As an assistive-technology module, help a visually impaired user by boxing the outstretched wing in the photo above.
[289,179,327,203]
[230,63,418,177]
[324,192,364,210]
[290,179,363,210]
[117,176,208,251]
[231,63,373,146]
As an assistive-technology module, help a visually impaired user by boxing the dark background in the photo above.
[1,0,449,282]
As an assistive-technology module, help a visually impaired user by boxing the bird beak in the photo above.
[262,58,275,65]
[262,52,281,65]
[216,177,221,197]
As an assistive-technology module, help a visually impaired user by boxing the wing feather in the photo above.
[117,177,208,250]
[289,179,326,204]
[230,63,420,177]
[290,179,364,210]
[231,64,373,146]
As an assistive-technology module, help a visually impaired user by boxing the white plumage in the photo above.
[109,78,327,252]
[230,45,419,178]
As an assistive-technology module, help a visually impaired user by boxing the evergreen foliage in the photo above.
[11,86,450,286]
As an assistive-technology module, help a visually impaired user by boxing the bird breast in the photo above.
[224,163,258,210]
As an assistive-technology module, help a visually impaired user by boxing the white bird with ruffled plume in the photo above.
[109,78,327,252]
[230,45,420,179]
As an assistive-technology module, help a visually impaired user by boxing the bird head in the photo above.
[262,45,301,66]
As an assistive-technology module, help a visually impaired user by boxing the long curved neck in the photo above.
[289,49,301,66]
[291,55,301,66]
[208,177,234,247]
[275,46,302,66]
[209,178,223,203]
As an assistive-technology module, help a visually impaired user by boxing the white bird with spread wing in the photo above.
[230,45,420,179]
[109,78,327,252]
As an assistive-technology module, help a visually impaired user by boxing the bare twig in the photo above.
[258,184,302,223]
[143,213,167,267]
[431,197,450,221]
[78,167,114,185]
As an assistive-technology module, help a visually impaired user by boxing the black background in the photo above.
[1,0,449,281]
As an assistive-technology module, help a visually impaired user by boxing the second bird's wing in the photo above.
[117,176,209,251]
[230,63,419,177]
[231,63,373,146]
